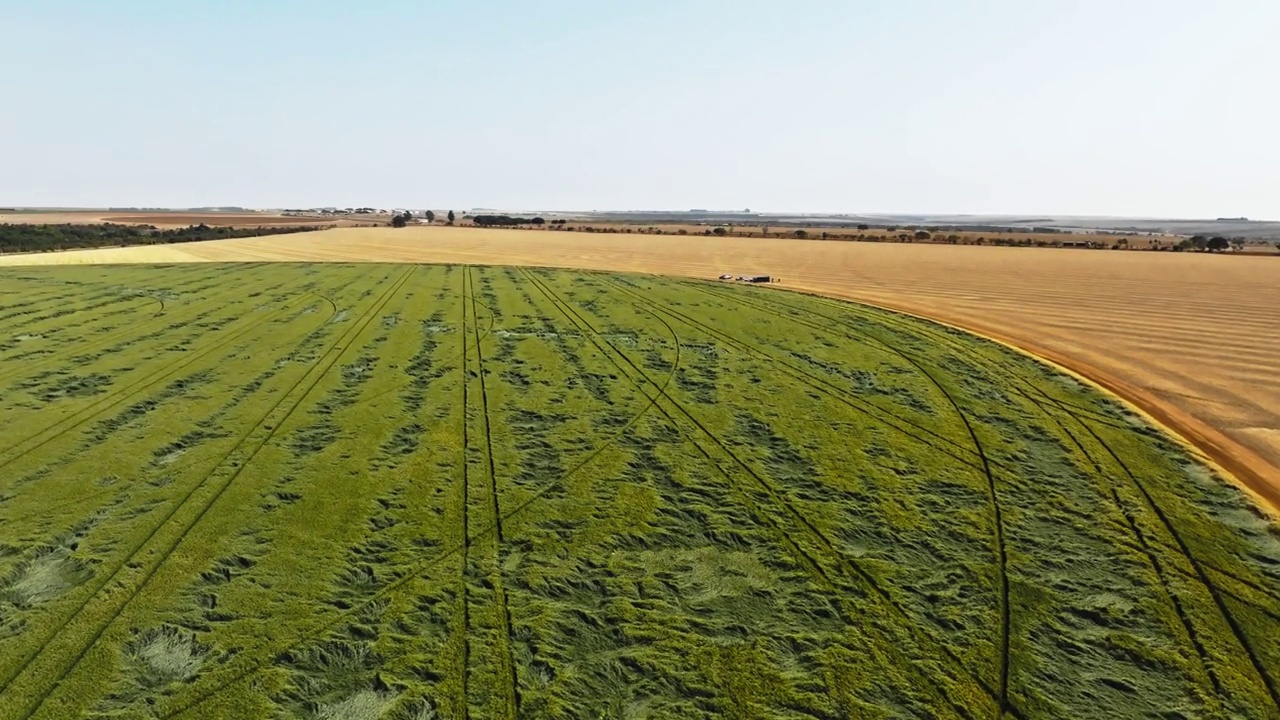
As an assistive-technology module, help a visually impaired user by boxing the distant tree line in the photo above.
[1174,235,1242,252]
[462,221,1276,254]
[0,223,328,255]
[471,215,545,227]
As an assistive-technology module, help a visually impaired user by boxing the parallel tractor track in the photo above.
[0,295,346,527]
[1,275,372,522]
[1,268,415,720]
[0,292,152,334]
[720,281,1280,715]
[679,282,1036,713]
[156,273,679,720]
[457,270,473,720]
[522,268,1014,720]
[329,285,498,417]
[591,282,999,476]
[602,276,1022,708]
[0,274,331,454]
[0,290,322,482]
[0,265,219,338]
[0,275,268,387]
[789,286,1280,713]
[465,267,521,720]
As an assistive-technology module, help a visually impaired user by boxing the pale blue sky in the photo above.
[3,1,1277,218]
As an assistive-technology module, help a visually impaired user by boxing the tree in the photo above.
[793,229,808,239]
[391,211,410,228]
[1229,238,1245,252]
[856,223,870,231]
[472,215,546,227]
[425,210,435,223]
[914,230,932,241]
[1188,235,1208,251]
[447,210,456,225]
[712,227,728,236]
[1207,236,1229,252]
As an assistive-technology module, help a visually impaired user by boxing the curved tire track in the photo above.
[728,281,1280,715]
[529,269,1008,720]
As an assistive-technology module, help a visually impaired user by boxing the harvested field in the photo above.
[99,214,333,227]
[2,226,1275,515]
[0,212,336,229]
[1,263,1278,719]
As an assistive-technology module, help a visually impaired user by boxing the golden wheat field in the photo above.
[2,225,1278,511]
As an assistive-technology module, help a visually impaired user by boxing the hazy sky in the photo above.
[3,1,1277,218]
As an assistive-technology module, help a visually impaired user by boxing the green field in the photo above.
[0,263,1278,720]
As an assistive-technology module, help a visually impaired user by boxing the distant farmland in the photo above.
[0,264,1278,719]
[5,225,1275,522]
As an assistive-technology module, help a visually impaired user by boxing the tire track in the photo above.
[1201,570,1280,624]
[338,285,498,413]
[0,265,217,339]
[0,275,263,386]
[583,281,994,475]
[0,270,332,453]
[465,267,520,720]
[154,275,680,720]
[770,287,1142,431]
[0,294,155,341]
[0,284,364,528]
[732,282,1278,714]
[848,302,1231,708]
[0,288,343,704]
[2,268,415,720]
[679,283,1024,713]
[458,269,472,720]
[795,290,1275,705]
[0,276,303,391]
[521,268,1009,720]
[0,291,320,479]
[0,274,371,513]
[1074,417,1280,712]
[3,270,397,718]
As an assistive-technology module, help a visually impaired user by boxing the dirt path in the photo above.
[2,225,1276,512]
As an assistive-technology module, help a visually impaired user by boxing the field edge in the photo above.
[771,284,1280,519]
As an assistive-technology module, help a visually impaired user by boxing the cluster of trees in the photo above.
[1174,235,1246,252]
[391,209,455,228]
[471,215,546,227]
[0,223,327,255]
